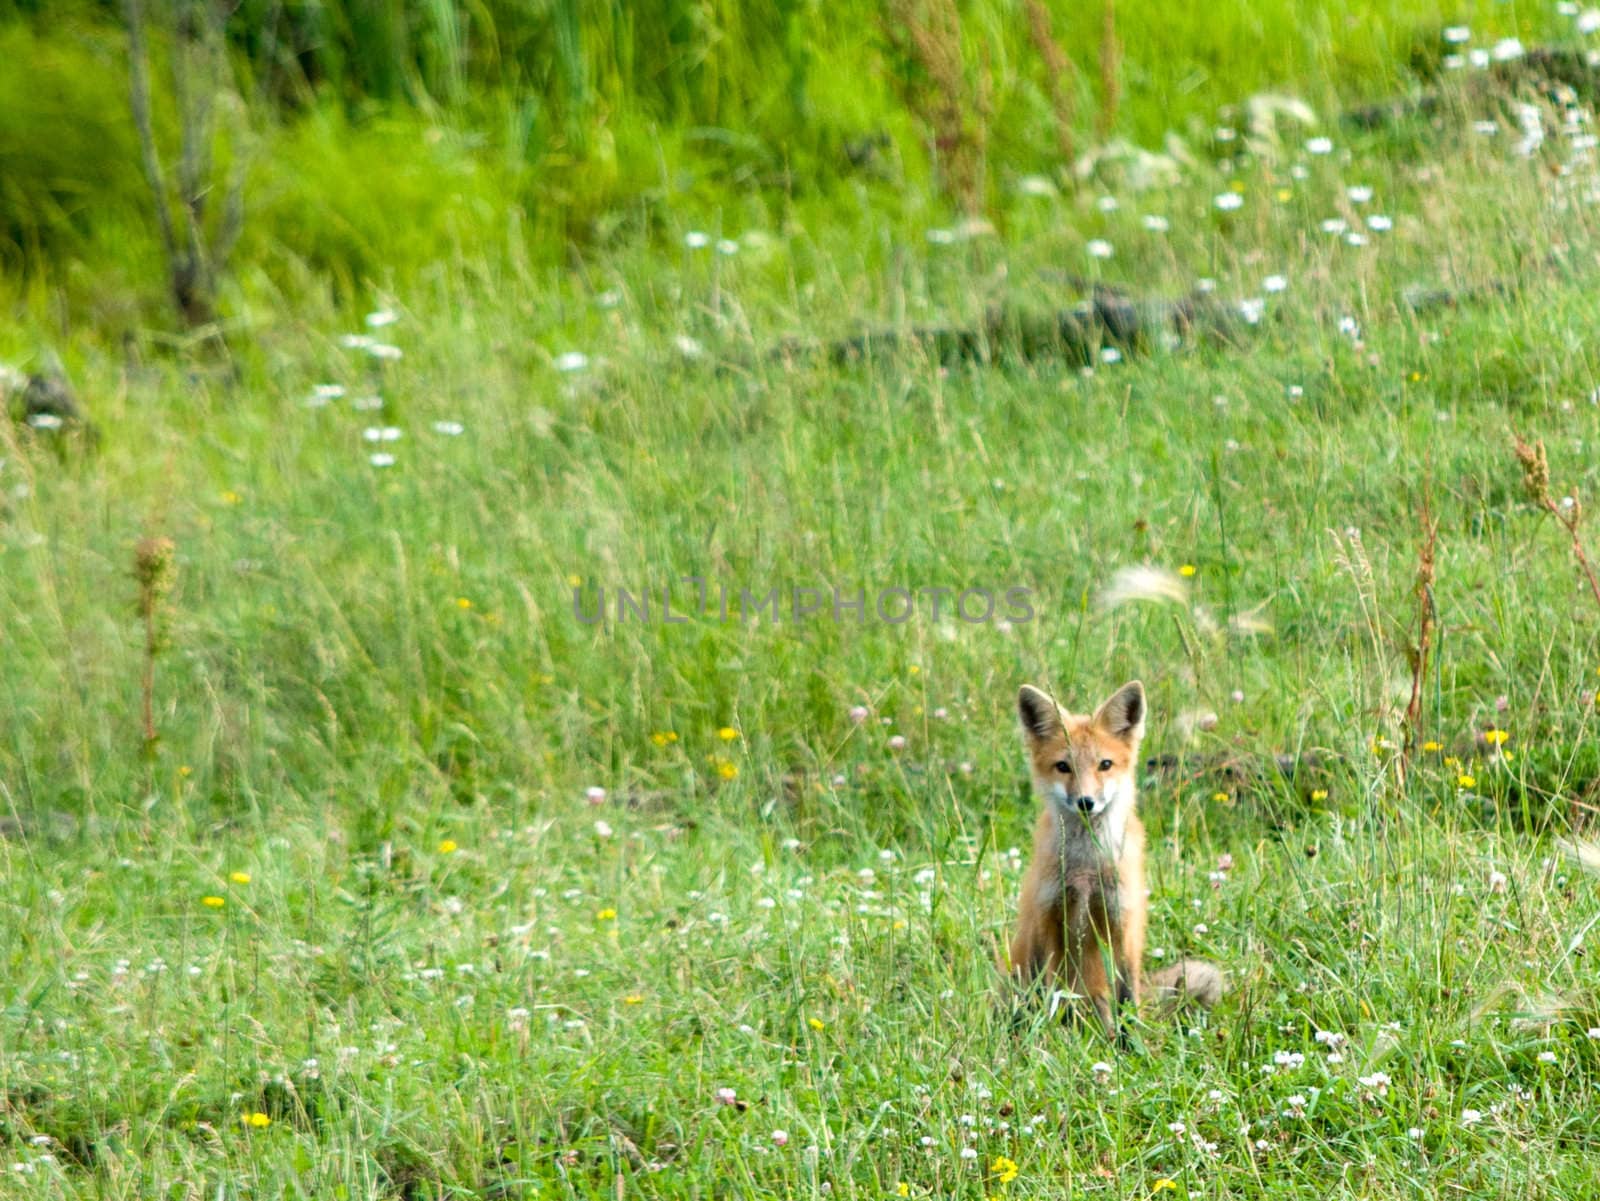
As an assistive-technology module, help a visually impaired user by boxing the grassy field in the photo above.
[9,4,1600,1200]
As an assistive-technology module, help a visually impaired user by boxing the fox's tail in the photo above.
[1146,959,1226,1013]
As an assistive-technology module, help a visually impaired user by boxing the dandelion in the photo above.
[1458,775,1477,789]
[896,1184,911,1198]
[1086,239,1114,259]
[437,839,458,854]
[718,727,740,742]
[202,895,225,909]
[1306,136,1334,154]
[432,420,465,436]
[716,760,738,780]
[1213,192,1244,211]
[554,351,590,373]
[229,871,251,885]
[1143,214,1170,233]
[990,1156,1019,1184]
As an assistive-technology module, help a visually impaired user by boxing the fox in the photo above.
[1008,679,1224,1042]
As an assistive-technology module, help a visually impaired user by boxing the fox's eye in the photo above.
[1097,759,1113,771]
[1053,760,1072,774]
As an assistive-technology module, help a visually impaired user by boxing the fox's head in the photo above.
[1017,680,1146,821]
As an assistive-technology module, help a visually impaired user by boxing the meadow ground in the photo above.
[9,10,1600,1201]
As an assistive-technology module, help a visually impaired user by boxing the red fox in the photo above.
[1008,680,1224,1040]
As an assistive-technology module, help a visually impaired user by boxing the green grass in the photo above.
[8,9,1600,1200]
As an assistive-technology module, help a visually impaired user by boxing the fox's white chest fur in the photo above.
[1031,793,1131,911]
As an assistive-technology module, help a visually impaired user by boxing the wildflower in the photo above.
[1422,741,1443,752]
[1311,789,1329,801]
[1461,1108,1483,1125]
[352,394,384,410]
[990,1156,1019,1184]
[888,735,907,752]
[1538,1050,1557,1063]
[554,351,589,373]
[202,895,226,909]
[624,994,644,1005]
[771,1129,789,1147]
[716,760,738,780]
[1321,218,1349,235]
[1357,1072,1391,1096]
[1346,185,1373,203]
[437,839,458,854]
[1488,870,1507,893]
[1306,136,1333,154]
[1458,775,1477,789]
[179,765,192,777]
[959,1147,978,1161]
[1101,347,1123,364]
[808,1017,826,1031]
[1216,854,1233,871]
[1167,1121,1186,1135]
[596,908,617,921]
[684,231,710,249]
[307,383,345,407]
[362,426,402,443]
[1582,8,1600,34]
[849,705,869,723]
[1263,274,1288,293]
[718,727,739,741]
[1443,25,1470,42]
[595,820,613,838]
[1491,38,1525,62]
[1211,792,1229,804]
[1143,215,1170,233]
[896,1184,910,1198]
[367,343,402,361]
[1086,239,1114,259]
[1153,1182,1178,1194]
[715,1087,738,1105]
[455,597,472,610]
[1091,1061,1113,1077]
[1366,214,1392,232]
[716,239,739,256]
[432,420,465,436]
[366,309,398,328]
[242,1112,271,1128]
[229,871,251,885]
[369,453,396,468]
[1213,192,1244,211]
[586,787,607,804]
[1484,729,1509,746]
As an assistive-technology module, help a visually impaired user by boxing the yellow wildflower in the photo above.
[1484,729,1509,746]
[241,1112,271,1129]
[718,727,739,741]
[229,871,251,885]
[808,1017,825,1031]
[437,839,458,854]
[455,596,472,609]
[1276,187,1293,202]
[567,574,582,587]
[220,490,241,505]
[202,895,225,909]
[909,664,921,675]
[897,1185,910,1198]
[596,907,617,921]
[1211,791,1228,803]
[1178,564,1197,577]
[1311,789,1328,801]
[1153,1182,1178,1195]
[1457,775,1476,789]
[178,764,193,778]
[1422,741,1443,752]
[624,994,644,1005]
[717,760,739,780]
[991,1156,1019,1184]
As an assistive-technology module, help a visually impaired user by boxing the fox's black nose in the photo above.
[1074,795,1096,813]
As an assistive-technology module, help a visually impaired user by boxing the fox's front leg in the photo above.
[1009,888,1065,997]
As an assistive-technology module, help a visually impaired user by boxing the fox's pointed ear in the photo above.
[1018,685,1062,742]
[1093,680,1146,742]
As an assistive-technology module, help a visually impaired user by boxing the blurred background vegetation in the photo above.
[0,0,1560,334]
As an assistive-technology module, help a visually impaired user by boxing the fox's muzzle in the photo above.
[1073,795,1097,814]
